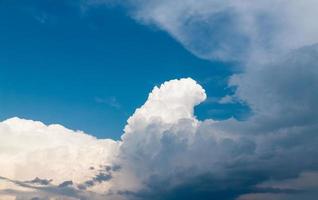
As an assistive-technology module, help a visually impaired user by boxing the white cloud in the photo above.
[0,117,119,196]
[0,78,240,199]
[123,78,206,133]
[95,0,318,62]
[98,83,229,199]
[109,75,318,199]
[1,76,318,199]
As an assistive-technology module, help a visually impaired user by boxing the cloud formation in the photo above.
[2,75,318,199]
[87,0,318,199]
[95,0,318,62]
[0,117,119,199]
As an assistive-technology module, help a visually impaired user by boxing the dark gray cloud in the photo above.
[0,176,108,200]
[111,45,318,200]
[26,177,53,186]
[78,165,118,190]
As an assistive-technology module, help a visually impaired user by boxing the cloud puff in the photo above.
[124,78,206,133]
[0,117,119,198]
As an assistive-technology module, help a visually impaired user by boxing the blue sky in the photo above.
[0,1,246,139]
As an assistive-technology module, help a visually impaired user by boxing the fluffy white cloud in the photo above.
[124,78,206,133]
[0,117,119,198]
[112,79,211,192]
[1,76,318,199]
[0,78,212,199]
[0,78,249,199]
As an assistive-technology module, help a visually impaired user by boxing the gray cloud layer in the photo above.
[97,0,318,62]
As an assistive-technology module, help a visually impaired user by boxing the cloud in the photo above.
[109,73,318,200]
[229,45,318,130]
[95,96,121,109]
[123,78,206,132]
[0,176,108,200]
[0,117,119,197]
[1,76,318,199]
[89,0,318,62]
[83,1,318,198]
[237,172,318,200]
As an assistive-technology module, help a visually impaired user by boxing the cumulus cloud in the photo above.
[110,74,318,200]
[0,117,119,198]
[84,0,318,198]
[1,76,318,199]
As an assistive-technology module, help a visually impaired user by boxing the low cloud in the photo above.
[0,117,119,197]
[1,76,318,199]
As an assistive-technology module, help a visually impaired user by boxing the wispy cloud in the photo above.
[95,96,121,109]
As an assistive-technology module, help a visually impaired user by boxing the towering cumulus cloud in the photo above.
[2,0,318,199]
[2,76,318,199]
[112,79,210,194]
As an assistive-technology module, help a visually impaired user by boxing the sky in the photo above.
[1,1,318,200]
[0,1,245,139]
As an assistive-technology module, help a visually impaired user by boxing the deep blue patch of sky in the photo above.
[0,1,248,139]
